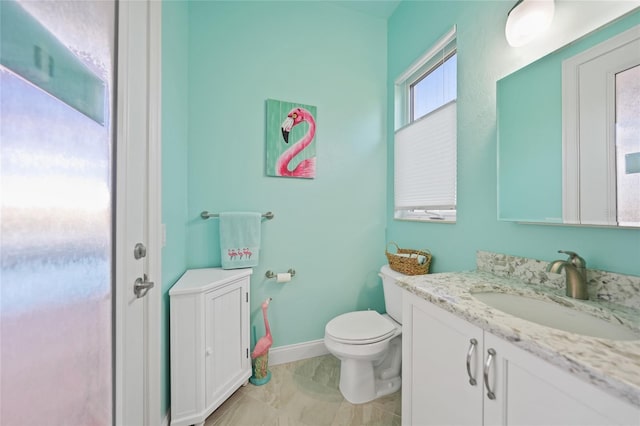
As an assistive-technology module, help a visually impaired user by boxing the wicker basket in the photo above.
[385,242,431,275]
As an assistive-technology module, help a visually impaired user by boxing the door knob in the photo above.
[134,274,154,298]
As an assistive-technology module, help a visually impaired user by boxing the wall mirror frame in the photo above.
[497,7,640,228]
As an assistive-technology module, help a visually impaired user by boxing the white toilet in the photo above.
[324,265,406,404]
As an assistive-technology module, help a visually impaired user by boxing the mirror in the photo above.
[497,9,640,227]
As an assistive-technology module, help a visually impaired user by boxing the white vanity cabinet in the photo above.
[402,291,483,425]
[169,268,252,426]
[402,291,639,426]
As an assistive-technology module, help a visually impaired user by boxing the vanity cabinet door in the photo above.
[483,332,639,426]
[402,292,484,426]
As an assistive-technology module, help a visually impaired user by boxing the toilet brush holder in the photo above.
[249,352,271,386]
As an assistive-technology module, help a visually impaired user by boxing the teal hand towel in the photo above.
[220,212,261,269]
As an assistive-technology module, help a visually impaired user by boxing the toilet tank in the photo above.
[379,265,407,324]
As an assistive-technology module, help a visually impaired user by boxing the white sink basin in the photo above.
[472,292,639,341]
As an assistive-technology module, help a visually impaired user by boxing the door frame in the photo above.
[115,1,162,425]
[147,1,163,423]
[562,25,640,226]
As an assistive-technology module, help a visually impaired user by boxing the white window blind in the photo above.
[394,101,457,211]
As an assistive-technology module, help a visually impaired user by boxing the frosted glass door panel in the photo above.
[616,65,640,227]
[0,1,114,424]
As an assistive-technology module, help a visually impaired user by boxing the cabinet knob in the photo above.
[206,347,212,356]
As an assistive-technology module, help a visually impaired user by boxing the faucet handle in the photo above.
[558,250,586,268]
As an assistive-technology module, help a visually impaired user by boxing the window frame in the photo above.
[393,26,458,223]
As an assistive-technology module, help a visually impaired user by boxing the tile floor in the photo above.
[204,354,402,426]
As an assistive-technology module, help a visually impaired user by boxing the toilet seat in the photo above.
[325,311,396,345]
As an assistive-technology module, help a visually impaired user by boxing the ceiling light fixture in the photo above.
[505,0,555,47]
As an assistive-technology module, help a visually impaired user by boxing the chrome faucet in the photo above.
[547,250,589,300]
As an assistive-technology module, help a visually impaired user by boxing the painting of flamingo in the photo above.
[266,99,316,179]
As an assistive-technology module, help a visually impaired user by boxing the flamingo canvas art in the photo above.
[266,99,316,178]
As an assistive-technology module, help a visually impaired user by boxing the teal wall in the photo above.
[184,1,388,347]
[162,1,388,415]
[161,0,189,415]
[161,0,640,418]
[387,1,640,276]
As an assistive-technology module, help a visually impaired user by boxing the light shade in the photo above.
[505,0,555,47]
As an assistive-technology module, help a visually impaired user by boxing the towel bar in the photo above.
[201,211,274,220]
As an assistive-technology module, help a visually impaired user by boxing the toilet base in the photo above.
[375,375,401,399]
[336,336,402,404]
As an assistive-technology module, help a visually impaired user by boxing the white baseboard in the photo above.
[269,339,329,366]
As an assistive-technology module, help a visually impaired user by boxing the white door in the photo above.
[563,26,640,226]
[0,1,161,424]
[578,31,640,226]
[1,1,117,423]
[115,1,162,425]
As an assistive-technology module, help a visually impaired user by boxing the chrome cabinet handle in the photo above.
[483,348,497,400]
[466,338,478,386]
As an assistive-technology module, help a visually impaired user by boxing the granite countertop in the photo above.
[396,270,640,408]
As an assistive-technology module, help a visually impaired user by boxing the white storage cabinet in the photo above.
[170,268,252,426]
[402,291,639,426]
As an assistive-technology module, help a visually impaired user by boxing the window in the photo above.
[411,51,457,121]
[394,27,457,222]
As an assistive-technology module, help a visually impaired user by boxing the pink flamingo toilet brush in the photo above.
[250,297,273,385]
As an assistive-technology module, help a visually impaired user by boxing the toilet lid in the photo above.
[325,311,396,345]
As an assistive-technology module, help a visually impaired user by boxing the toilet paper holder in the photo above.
[265,269,296,279]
